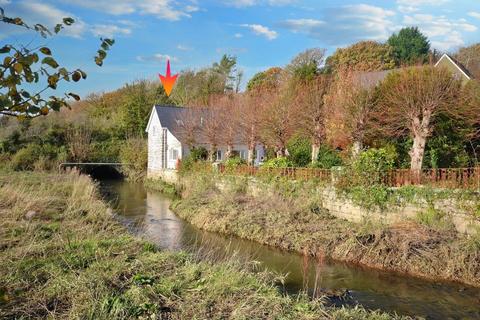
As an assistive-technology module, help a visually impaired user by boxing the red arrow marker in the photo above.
[159,59,178,96]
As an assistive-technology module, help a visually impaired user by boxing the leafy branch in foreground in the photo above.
[0,8,114,118]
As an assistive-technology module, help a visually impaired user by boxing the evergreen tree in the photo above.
[387,27,430,66]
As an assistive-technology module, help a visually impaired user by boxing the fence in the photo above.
[218,165,480,190]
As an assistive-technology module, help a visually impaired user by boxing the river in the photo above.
[100,179,480,319]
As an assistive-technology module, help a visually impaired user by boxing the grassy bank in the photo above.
[172,173,480,287]
[0,171,407,319]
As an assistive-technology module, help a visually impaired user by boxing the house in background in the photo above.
[145,105,264,178]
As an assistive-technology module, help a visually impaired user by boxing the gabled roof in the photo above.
[434,53,472,80]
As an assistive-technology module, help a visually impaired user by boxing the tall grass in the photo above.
[0,171,407,319]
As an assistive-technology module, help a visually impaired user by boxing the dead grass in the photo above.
[0,170,409,319]
[173,173,480,287]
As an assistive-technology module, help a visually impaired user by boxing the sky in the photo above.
[1,0,479,97]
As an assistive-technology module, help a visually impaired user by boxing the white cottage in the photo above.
[145,105,265,177]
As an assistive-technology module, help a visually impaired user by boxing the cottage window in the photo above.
[216,150,223,161]
[238,150,247,160]
[170,149,179,160]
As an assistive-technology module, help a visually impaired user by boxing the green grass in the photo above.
[0,171,409,319]
[173,172,480,288]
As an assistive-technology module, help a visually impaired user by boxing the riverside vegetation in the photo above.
[170,169,480,288]
[0,170,413,319]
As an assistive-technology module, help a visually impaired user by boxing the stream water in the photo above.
[100,179,480,320]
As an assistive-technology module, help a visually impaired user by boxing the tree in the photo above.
[285,48,325,81]
[170,55,241,106]
[388,27,430,66]
[294,75,331,162]
[324,41,396,73]
[246,67,283,92]
[454,43,480,79]
[259,87,296,157]
[0,8,113,118]
[376,66,462,174]
[326,68,377,157]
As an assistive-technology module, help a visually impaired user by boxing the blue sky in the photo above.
[1,0,479,97]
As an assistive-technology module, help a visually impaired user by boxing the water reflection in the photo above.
[100,180,480,319]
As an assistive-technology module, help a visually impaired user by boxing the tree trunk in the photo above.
[248,141,255,166]
[209,146,217,162]
[409,134,427,183]
[311,144,320,164]
[276,147,285,158]
[351,140,363,158]
[225,144,233,159]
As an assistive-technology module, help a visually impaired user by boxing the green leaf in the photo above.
[63,17,75,25]
[54,24,63,34]
[97,49,107,59]
[42,57,59,68]
[80,70,87,79]
[95,57,103,66]
[39,47,52,55]
[68,92,81,101]
[21,91,30,98]
[0,46,10,54]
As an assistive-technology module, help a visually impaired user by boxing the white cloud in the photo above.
[91,24,132,37]
[222,0,294,8]
[397,0,450,5]
[396,0,450,14]
[402,14,477,51]
[468,11,480,19]
[234,33,243,38]
[240,23,277,40]
[281,4,395,45]
[137,53,179,63]
[1,1,86,38]
[64,0,196,21]
[0,0,11,5]
[176,44,192,51]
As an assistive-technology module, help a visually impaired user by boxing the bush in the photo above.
[261,157,293,168]
[286,135,311,167]
[11,144,41,171]
[119,138,147,181]
[224,156,246,169]
[311,145,343,169]
[351,147,397,186]
[189,146,208,161]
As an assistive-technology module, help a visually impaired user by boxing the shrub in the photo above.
[224,156,246,169]
[351,147,397,186]
[119,138,147,181]
[286,135,311,167]
[261,157,293,168]
[189,146,208,161]
[11,144,41,171]
[311,145,343,169]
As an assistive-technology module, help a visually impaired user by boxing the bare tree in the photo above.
[259,87,296,157]
[326,68,377,157]
[201,100,224,161]
[238,93,263,165]
[208,94,240,159]
[376,66,462,174]
[294,75,331,162]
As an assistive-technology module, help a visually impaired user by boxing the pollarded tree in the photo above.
[259,86,296,158]
[387,27,430,66]
[0,8,113,118]
[293,75,331,162]
[377,66,462,174]
[326,68,377,157]
[324,41,396,73]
